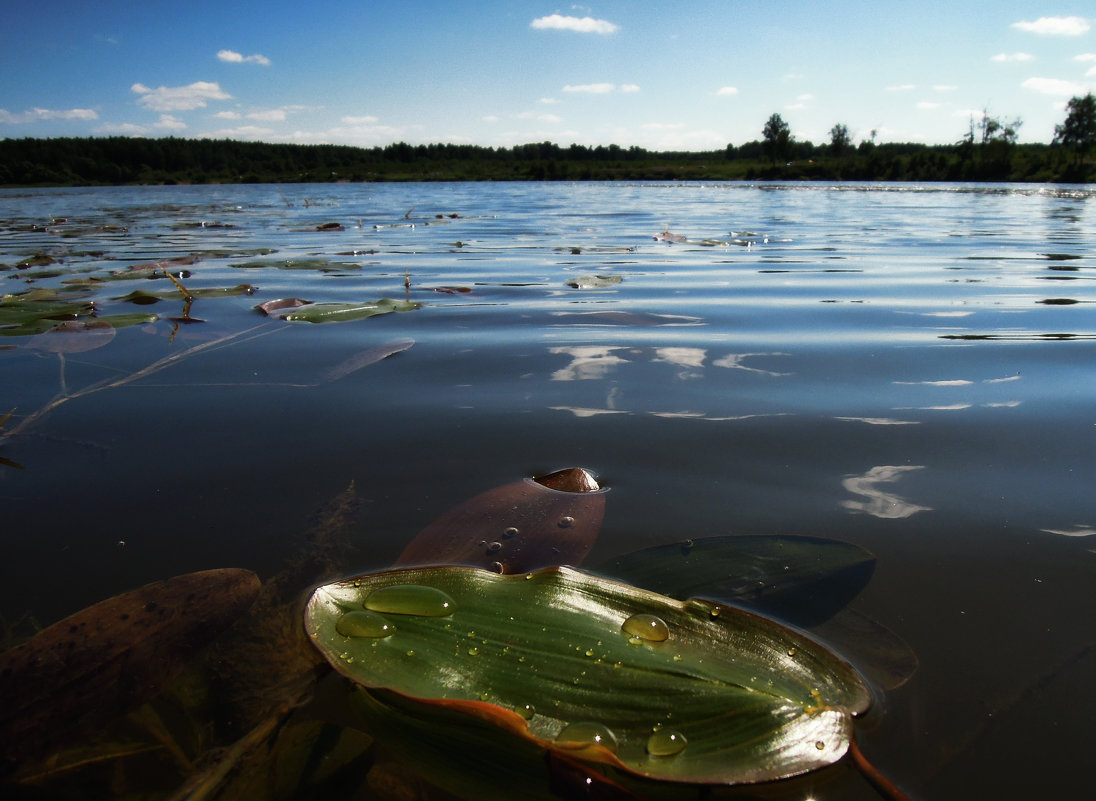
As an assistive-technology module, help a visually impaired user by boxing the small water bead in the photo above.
[621,613,670,642]
[646,729,688,757]
[336,610,395,638]
[364,584,456,617]
[517,703,536,720]
[558,516,575,528]
[556,722,618,753]
[502,526,519,539]
[486,541,502,553]
[490,561,505,574]
[815,740,826,751]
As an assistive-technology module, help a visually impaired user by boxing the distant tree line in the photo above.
[1,94,1093,186]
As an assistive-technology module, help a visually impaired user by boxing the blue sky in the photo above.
[2,1,1094,150]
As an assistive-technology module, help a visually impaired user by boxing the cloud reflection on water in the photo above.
[841,465,932,518]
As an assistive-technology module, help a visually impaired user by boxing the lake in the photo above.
[2,181,1094,799]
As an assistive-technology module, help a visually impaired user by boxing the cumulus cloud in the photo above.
[991,52,1034,62]
[1021,76,1089,95]
[530,14,618,34]
[716,86,739,96]
[341,114,379,125]
[620,84,640,93]
[95,122,149,136]
[132,81,231,111]
[0,106,98,123]
[1011,16,1091,36]
[539,97,560,104]
[217,49,271,65]
[153,114,186,130]
[563,82,616,94]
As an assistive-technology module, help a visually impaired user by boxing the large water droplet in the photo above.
[365,584,456,617]
[556,722,618,753]
[621,613,670,642]
[646,729,687,757]
[336,610,395,638]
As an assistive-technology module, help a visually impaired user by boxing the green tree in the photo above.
[1054,93,1096,165]
[761,113,791,165]
[829,123,852,158]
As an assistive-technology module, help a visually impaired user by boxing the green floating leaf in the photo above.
[565,274,623,289]
[113,284,258,304]
[231,258,361,272]
[273,297,421,324]
[306,565,871,786]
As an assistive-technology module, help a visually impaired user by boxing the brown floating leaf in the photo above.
[26,320,117,354]
[255,297,312,315]
[0,568,260,777]
[396,468,607,572]
[322,338,415,382]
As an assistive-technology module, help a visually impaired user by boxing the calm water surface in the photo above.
[2,181,1094,799]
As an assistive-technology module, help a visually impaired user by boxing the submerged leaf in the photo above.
[0,568,260,777]
[231,258,361,272]
[305,565,871,786]
[322,338,415,382]
[596,535,875,628]
[396,468,606,572]
[26,320,117,353]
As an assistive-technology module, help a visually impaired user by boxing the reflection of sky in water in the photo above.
[841,465,932,519]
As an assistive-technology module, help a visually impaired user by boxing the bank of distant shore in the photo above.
[0,136,1091,186]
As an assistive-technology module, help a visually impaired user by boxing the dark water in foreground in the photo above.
[2,181,1095,799]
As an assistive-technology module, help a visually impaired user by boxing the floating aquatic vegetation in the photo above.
[113,284,258,305]
[396,467,606,572]
[231,258,362,272]
[260,297,421,324]
[306,564,872,786]
[565,274,622,289]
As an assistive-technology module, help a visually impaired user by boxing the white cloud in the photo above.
[1011,16,1091,36]
[620,84,640,93]
[563,82,615,94]
[247,108,287,122]
[212,110,242,120]
[217,49,271,65]
[153,114,186,130]
[341,114,379,125]
[94,122,149,135]
[1076,53,1096,62]
[198,124,274,140]
[991,52,1034,62]
[1021,76,1089,96]
[539,97,560,104]
[716,86,739,96]
[0,106,98,123]
[132,81,231,111]
[1089,65,1096,78]
[530,14,618,34]
[482,114,500,123]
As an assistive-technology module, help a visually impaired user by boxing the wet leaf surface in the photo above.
[266,297,422,324]
[396,468,606,572]
[306,565,871,786]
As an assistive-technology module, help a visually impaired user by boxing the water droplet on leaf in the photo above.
[622,613,670,642]
[364,584,456,617]
[646,729,687,756]
[336,610,395,638]
[556,722,618,753]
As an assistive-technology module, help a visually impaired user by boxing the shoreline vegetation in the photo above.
[0,134,1092,187]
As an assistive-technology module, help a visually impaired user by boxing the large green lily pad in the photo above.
[264,297,421,323]
[305,565,871,786]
